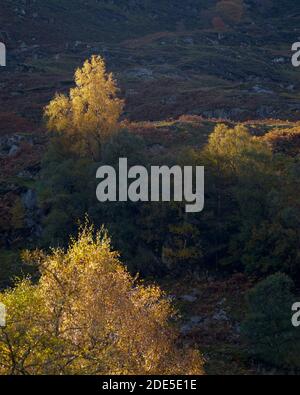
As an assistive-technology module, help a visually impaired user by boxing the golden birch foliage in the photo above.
[44,56,124,158]
[204,123,272,174]
[0,225,203,375]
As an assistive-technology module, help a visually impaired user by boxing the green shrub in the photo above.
[242,273,300,370]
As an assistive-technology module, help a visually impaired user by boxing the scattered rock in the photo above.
[148,144,165,156]
[17,170,36,179]
[272,57,285,64]
[234,323,241,334]
[180,323,193,334]
[181,294,197,303]
[252,85,274,95]
[212,308,229,322]
[22,189,37,211]
[180,315,204,334]
[0,134,23,158]
[8,144,20,157]
[190,315,203,324]
[217,297,227,306]
[126,67,154,80]
[182,37,194,45]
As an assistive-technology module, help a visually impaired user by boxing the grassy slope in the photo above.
[2,0,215,43]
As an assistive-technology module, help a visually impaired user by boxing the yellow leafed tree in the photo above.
[44,56,124,159]
[0,224,203,375]
[204,123,272,174]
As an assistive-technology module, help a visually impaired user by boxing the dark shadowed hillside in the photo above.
[1,0,300,128]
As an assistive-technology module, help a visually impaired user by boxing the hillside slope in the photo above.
[1,0,300,129]
[1,1,300,375]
